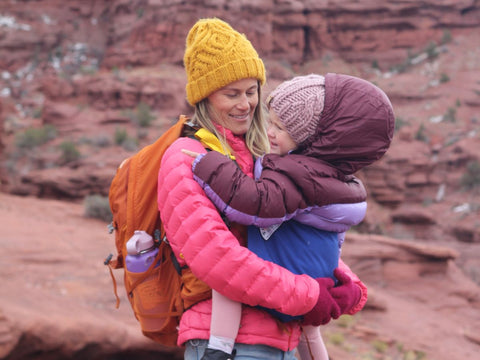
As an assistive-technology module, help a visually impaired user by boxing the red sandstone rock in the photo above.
[1,1,480,359]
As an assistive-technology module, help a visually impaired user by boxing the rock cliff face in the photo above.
[1,0,478,72]
[1,1,480,359]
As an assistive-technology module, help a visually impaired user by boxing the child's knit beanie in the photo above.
[267,74,326,144]
[184,18,266,106]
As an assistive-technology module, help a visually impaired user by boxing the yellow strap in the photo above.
[194,128,236,160]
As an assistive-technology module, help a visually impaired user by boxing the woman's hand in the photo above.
[302,268,362,326]
[302,277,340,326]
[330,268,362,314]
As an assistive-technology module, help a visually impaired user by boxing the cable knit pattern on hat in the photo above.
[184,18,266,106]
[268,74,326,144]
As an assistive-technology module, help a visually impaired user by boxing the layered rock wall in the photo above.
[1,0,479,73]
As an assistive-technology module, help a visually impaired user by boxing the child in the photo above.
[187,73,394,360]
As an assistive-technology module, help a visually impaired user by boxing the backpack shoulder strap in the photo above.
[125,115,188,240]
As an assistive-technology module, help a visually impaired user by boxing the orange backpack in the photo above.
[105,115,204,347]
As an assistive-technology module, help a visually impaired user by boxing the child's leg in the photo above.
[296,325,329,360]
[208,290,242,354]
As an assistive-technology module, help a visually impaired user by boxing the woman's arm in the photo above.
[158,137,319,316]
[192,150,367,227]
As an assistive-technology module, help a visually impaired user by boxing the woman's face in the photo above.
[207,78,259,135]
[267,108,297,155]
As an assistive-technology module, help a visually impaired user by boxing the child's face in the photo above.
[267,108,297,155]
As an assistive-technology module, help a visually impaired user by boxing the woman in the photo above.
[157,18,367,360]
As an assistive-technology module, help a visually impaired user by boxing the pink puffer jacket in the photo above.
[157,129,367,350]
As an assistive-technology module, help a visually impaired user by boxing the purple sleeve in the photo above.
[192,151,367,228]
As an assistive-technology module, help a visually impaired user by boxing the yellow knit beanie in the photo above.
[184,18,266,106]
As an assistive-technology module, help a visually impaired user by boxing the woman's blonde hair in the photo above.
[191,84,270,158]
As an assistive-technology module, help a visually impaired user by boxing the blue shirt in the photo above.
[248,219,339,322]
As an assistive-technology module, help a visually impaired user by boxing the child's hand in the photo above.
[181,149,200,158]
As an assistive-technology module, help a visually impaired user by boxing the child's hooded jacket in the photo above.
[188,73,393,327]
[192,73,395,226]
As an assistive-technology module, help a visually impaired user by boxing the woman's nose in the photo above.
[236,94,250,110]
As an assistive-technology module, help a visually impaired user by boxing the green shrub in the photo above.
[136,102,155,127]
[328,332,345,346]
[395,117,409,131]
[15,124,57,149]
[337,314,355,328]
[460,161,480,190]
[93,134,111,147]
[114,127,138,151]
[439,73,450,83]
[403,350,427,360]
[441,29,452,44]
[415,124,428,142]
[121,137,138,151]
[114,127,128,145]
[425,41,438,59]
[84,195,112,222]
[32,107,43,119]
[372,339,389,353]
[443,107,456,123]
[58,140,81,163]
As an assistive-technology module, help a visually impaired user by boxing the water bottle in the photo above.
[125,230,159,272]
